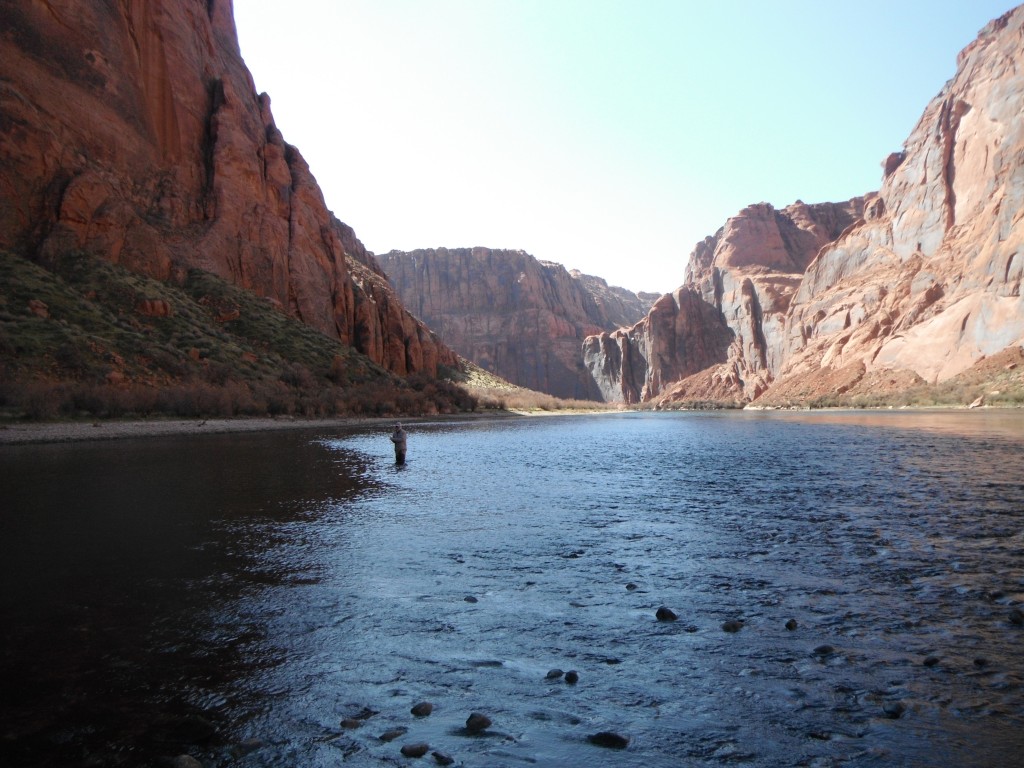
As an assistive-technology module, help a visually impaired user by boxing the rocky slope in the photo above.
[585,7,1024,407]
[378,248,655,398]
[0,0,456,377]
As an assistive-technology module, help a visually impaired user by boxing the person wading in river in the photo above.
[390,423,408,464]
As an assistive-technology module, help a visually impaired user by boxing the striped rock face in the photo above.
[0,0,456,377]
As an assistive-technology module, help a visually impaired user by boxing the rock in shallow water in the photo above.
[465,712,492,733]
[401,742,430,758]
[411,701,433,717]
[785,618,798,631]
[564,670,579,684]
[229,738,262,758]
[656,606,678,622]
[588,731,630,749]
[883,701,906,719]
[546,668,564,680]
[379,727,407,742]
[721,620,744,633]
[432,751,455,765]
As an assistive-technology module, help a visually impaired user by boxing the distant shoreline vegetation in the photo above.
[0,249,480,422]
[0,250,620,424]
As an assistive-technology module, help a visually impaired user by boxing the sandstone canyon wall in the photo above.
[378,248,655,399]
[585,7,1024,406]
[0,0,456,376]
[584,200,864,403]
[769,7,1024,402]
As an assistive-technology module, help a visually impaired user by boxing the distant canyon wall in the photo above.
[585,6,1024,406]
[584,200,864,403]
[378,248,656,398]
[0,0,456,375]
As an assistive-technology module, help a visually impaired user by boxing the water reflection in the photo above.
[754,407,1024,439]
[0,429,378,767]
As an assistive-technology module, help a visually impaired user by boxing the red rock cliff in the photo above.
[586,200,862,403]
[0,0,456,376]
[378,248,655,399]
[584,6,1024,405]
[772,7,1024,400]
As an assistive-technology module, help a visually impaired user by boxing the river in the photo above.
[2,410,1023,767]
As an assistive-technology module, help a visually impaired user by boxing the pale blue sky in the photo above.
[234,1,1016,294]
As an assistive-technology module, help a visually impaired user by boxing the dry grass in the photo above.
[441,359,614,413]
[0,250,478,422]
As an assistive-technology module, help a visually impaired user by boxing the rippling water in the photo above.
[2,411,1023,767]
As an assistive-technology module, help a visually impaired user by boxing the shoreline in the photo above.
[1,404,1017,446]
[0,416,378,445]
[0,412,527,446]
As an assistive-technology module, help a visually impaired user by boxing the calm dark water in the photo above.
[1,411,1023,767]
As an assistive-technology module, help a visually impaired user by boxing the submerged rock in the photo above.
[883,701,906,719]
[379,727,408,742]
[411,702,433,717]
[229,738,262,758]
[813,644,836,657]
[432,751,455,766]
[721,620,744,633]
[785,619,798,631]
[588,731,630,749]
[1009,608,1023,626]
[465,712,492,733]
[401,742,430,758]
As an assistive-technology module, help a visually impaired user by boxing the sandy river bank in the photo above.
[0,411,540,446]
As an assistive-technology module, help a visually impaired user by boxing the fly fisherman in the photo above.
[390,422,408,464]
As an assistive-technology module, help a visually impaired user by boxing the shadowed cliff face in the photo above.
[0,0,455,376]
[585,200,863,403]
[378,248,655,399]
[582,288,734,404]
[585,6,1024,406]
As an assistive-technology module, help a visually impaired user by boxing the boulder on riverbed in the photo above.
[588,731,630,749]
[411,701,433,717]
[465,712,492,733]
[401,742,430,757]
